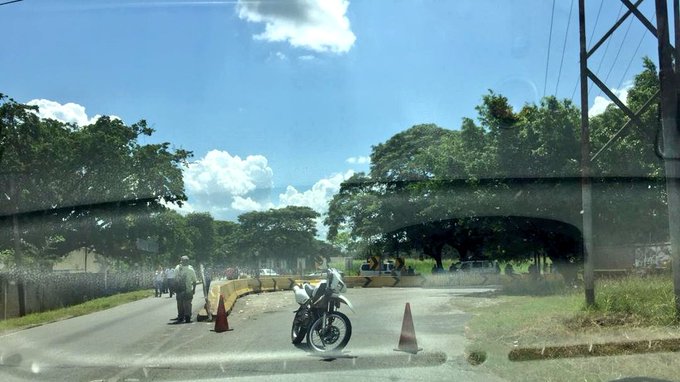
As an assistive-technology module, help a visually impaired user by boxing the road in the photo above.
[0,286,505,382]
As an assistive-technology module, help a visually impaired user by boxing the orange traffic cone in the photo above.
[214,294,232,332]
[394,302,422,354]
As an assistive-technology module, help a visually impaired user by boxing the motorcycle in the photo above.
[291,268,355,353]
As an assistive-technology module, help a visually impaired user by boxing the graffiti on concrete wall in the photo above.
[634,243,671,268]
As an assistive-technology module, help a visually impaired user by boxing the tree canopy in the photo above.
[326,60,666,269]
[0,94,191,267]
[236,206,328,269]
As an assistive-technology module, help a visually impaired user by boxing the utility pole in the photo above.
[578,0,595,306]
[655,0,680,320]
[9,176,26,317]
[579,0,680,316]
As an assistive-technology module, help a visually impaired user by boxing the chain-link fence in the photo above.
[0,269,153,320]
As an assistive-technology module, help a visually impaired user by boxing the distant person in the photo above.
[204,268,212,294]
[153,267,164,297]
[528,262,537,279]
[162,268,169,294]
[165,266,176,298]
[494,261,501,274]
[505,263,515,277]
[225,267,236,280]
[170,261,183,322]
[171,256,198,324]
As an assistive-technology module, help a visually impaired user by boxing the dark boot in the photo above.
[184,316,192,323]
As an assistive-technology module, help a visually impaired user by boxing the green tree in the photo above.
[185,212,216,265]
[326,91,587,269]
[0,94,192,268]
[237,206,320,270]
[589,57,666,245]
[212,220,240,266]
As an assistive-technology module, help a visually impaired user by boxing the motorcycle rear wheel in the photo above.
[306,312,352,353]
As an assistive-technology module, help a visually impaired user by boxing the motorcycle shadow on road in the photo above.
[292,343,357,361]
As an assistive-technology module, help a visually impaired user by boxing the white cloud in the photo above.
[231,196,272,212]
[180,149,355,238]
[185,150,273,195]
[588,83,633,116]
[181,150,274,219]
[277,170,354,237]
[236,0,356,53]
[278,170,353,212]
[26,99,121,126]
[275,51,287,60]
[298,55,316,61]
[163,199,196,214]
[346,156,370,165]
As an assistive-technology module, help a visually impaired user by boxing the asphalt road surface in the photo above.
[0,286,505,382]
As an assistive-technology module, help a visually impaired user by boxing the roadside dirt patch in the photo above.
[564,312,644,329]
[448,294,504,311]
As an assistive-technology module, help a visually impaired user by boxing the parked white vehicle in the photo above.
[258,268,278,276]
[358,262,395,276]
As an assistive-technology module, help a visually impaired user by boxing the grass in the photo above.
[502,274,568,296]
[585,275,676,326]
[464,275,680,381]
[0,289,153,334]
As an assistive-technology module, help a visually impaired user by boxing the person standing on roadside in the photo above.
[165,266,176,298]
[171,255,198,324]
[153,267,164,297]
[170,261,183,322]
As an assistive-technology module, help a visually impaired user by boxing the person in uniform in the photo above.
[171,255,198,324]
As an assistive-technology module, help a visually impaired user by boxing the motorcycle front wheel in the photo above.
[291,310,306,344]
[306,312,352,353]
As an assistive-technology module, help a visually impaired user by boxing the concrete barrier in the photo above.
[199,272,500,319]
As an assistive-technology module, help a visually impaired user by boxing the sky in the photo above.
[0,0,667,234]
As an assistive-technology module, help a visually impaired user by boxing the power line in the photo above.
[617,14,655,89]
[587,0,604,47]
[0,0,23,6]
[588,2,625,96]
[543,0,557,98]
[601,15,635,90]
[570,0,605,101]
[616,29,647,89]
[555,0,575,95]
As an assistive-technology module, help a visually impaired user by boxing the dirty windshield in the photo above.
[2,0,680,381]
